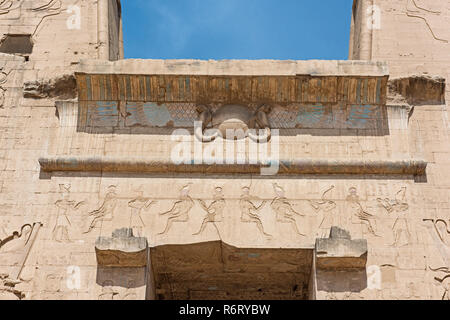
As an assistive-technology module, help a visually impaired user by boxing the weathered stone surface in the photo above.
[78,59,389,76]
[0,0,449,300]
[388,75,446,106]
[23,75,77,100]
[315,227,368,270]
[39,156,427,177]
[95,228,148,267]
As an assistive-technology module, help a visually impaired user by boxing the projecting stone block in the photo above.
[95,228,148,268]
[315,227,368,270]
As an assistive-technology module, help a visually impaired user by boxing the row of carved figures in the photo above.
[48,183,422,246]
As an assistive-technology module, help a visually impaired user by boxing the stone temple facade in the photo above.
[0,0,449,300]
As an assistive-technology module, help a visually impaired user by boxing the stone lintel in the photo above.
[39,156,427,177]
[95,228,148,268]
[77,59,389,77]
[315,227,368,270]
[74,60,389,105]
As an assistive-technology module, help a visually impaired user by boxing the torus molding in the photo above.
[39,156,427,178]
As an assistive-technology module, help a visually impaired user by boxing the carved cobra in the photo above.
[248,104,272,143]
[195,104,272,143]
[194,105,219,142]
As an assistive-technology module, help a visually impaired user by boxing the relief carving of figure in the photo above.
[378,187,410,247]
[0,68,8,108]
[0,0,13,14]
[309,185,337,237]
[98,280,138,300]
[84,186,118,234]
[430,267,450,300]
[193,187,226,236]
[128,189,156,237]
[0,0,22,17]
[122,280,138,300]
[0,274,24,300]
[0,224,33,253]
[240,186,272,239]
[158,184,194,235]
[0,223,41,280]
[424,219,450,248]
[53,184,84,242]
[271,184,305,236]
[31,0,63,37]
[346,187,379,237]
[98,280,119,300]
[406,0,449,43]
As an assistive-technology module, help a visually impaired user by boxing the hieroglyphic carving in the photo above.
[128,190,156,237]
[53,184,84,242]
[42,273,63,299]
[31,0,63,37]
[0,0,21,17]
[271,184,305,236]
[98,279,138,300]
[98,280,119,300]
[430,267,450,300]
[0,223,42,279]
[0,68,8,109]
[193,187,225,236]
[158,184,194,235]
[0,225,33,253]
[84,186,118,234]
[240,186,271,239]
[346,187,379,237]
[122,280,138,300]
[0,274,24,300]
[310,185,336,237]
[406,0,448,43]
[0,0,12,14]
[377,187,409,213]
[378,187,410,247]
[424,219,450,247]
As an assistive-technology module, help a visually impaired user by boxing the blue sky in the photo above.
[123,0,354,60]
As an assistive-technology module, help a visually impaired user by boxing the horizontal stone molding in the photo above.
[39,156,427,177]
[77,59,389,77]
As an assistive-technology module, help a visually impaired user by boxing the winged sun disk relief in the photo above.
[195,104,272,143]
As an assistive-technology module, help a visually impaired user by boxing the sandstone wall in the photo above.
[0,0,448,300]
[347,0,450,301]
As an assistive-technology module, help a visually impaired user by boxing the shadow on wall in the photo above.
[316,269,367,293]
[96,266,146,300]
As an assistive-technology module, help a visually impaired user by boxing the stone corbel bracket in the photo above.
[95,228,148,268]
[388,75,446,106]
[315,227,368,270]
[39,156,427,179]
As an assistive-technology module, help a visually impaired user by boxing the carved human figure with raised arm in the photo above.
[158,184,194,235]
[240,186,271,239]
[271,184,305,236]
